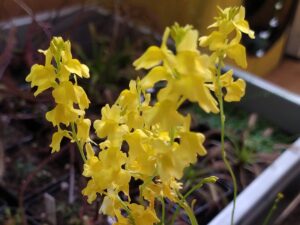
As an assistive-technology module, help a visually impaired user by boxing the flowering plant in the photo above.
[26,6,254,225]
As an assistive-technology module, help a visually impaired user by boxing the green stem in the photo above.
[262,193,284,225]
[178,200,198,225]
[183,176,218,200]
[170,176,217,225]
[71,122,87,162]
[216,62,237,225]
[159,197,166,225]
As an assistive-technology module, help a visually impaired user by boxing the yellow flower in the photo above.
[50,37,90,79]
[76,118,91,143]
[133,46,165,70]
[27,12,253,223]
[209,6,255,38]
[50,129,72,153]
[52,81,75,105]
[206,69,246,102]
[125,130,156,178]
[143,99,186,131]
[170,23,199,52]
[73,85,90,109]
[135,24,220,113]
[128,203,160,225]
[25,64,57,96]
[219,70,246,102]
[100,195,116,217]
[140,66,170,90]
[94,104,129,148]
[199,6,255,68]
[133,27,173,70]
[46,104,84,126]
[142,178,182,208]
[200,28,247,68]
[82,145,131,202]
[52,81,90,109]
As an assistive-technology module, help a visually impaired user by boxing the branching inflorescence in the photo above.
[26,6,254,225]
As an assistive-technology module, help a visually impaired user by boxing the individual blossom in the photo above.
[205,69,246,102]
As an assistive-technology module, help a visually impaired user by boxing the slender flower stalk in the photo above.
[216,60,237,225]
[71,122,87,162]
[262,193,284,225]
[170,176,218,224]
[159,197,166,225]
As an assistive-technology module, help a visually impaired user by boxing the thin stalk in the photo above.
[178,200,198,225]
[170,176,217,224]
[170,191,198,225]
[262,193,284,225]
[159,197,166,225]
[71,122,87,162]
[216,61,237,225]
[170,204,180,224]
[183,176,218,200]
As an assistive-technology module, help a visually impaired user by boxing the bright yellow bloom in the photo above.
[82,144,131,202]
[142,178,182,208]
[50,129,71,153]
[128,203,160,225]
[133,27,173,71]
[134,24,220,113]
[25,64,57,96]
[76,118,91,143]
[27,7,253,224]
[46,103,84,126]
[199,6,255,68]
[94,104,129,148]
[219,70,246,102]
[26,37,91,153]
[52,81,90,110]
[170,23,199,52]
[125,129,156,178]
[50,37,90,79]
[209,6,255,38]
[73,85,90,109]
[206,69,246,102]
[143,99,186,130]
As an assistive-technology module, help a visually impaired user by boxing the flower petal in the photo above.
[133,46,164,70]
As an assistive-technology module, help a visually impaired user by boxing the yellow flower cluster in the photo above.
[26,37,91,153]
[199,6,255,68]
[26,6,254,225]
[82,77,205,223]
